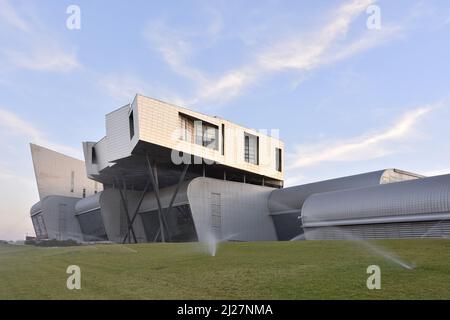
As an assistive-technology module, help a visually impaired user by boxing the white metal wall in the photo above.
[31,143,100,200]
[187,177,278,242]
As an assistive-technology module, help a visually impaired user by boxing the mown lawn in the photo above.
[1,239,449,299]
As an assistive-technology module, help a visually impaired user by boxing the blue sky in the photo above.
[1,0,450,239]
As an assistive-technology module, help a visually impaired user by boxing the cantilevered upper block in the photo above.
[83,94,284,188]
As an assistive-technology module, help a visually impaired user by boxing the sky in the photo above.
[1,0,450,240]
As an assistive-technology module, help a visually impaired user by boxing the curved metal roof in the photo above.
[75,192,102,215]
[30,201,42,215]
[268,169,394,214]
[302,174,450,226]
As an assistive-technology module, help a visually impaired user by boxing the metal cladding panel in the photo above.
[75,192,101,214]
[135,94,284,182]
[268,170,387,214]
[99,188,147,243]
[302,174,450,225]
[83,138,109,177]
[105,104,133,162]
[38,196,83,241]
[30,201,42,216]
[30,143,101,200]
[304,220,450,240]
[138,182,190,213]
[187,177,277,242]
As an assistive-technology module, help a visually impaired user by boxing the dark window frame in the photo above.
[129,110,135,140]
[276,147,282,172]
[221,124,225,155]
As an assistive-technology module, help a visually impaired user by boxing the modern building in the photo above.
[30,94,450,242]
[30,144,101,241]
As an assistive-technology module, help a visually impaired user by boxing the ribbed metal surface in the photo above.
[268,169,421,215]
[304,220,450,240]
[75,192,101,214]
[268,170,385,214]
[302,174,450,225]
[30,201,42,216]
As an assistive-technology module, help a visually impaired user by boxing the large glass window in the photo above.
[244,133,259,165]
[179,113,218,150]
[179,114,194,143]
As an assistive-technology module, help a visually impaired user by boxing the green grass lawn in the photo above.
[1,239,449,299]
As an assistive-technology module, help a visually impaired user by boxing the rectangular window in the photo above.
[129,111,135,139]
[244,133,259,165]
[91,147,97,164]
[179,114,194,143]
[221,124,225,155]
[276,148,282,172]
[179,113,218,150]
[202,124,218,149]
[70,171,75,193]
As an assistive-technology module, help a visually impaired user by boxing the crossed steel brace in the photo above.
[121,154,189,244]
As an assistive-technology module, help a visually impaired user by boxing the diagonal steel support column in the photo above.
[123,179,151,243]
[116,178,138,244]
[146,154,166,243]
[164,163,190,241]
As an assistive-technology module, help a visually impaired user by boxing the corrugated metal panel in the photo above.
[30,201,42,216]
[302,174,450,225]
[304,220,450,240]
[75,192,101,215]
[268,169,423,215]
[268,170,387,214]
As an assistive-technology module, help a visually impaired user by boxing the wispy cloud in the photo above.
[3,46,80,73]
[146,0,400,107]
[143,20,206,83]
[0,108,81,158]
[288,102,440,169]
[99,74,149,103]
[98,72,189,106]
[257,0,375,72]
[0,0,80,73]
[0,0,30,32]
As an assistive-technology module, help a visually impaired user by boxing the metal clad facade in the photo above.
[302,174,450,224]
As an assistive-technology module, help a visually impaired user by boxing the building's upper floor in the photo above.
[83,94,284,185]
